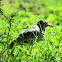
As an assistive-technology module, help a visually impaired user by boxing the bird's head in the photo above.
[37,20,54,32]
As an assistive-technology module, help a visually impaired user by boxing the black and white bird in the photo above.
[10,20,53,48]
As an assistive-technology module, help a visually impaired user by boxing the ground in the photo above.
[0,0,62,62]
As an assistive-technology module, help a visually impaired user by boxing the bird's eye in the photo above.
[45,22,47,24]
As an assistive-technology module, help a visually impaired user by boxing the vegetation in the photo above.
[0,0,62,62]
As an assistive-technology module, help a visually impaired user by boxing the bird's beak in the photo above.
[47,24,54,27]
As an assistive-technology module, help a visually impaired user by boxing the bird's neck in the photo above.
[37,25,42,32]
[37,24,45,32]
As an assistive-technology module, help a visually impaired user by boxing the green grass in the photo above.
[0,0,62,62]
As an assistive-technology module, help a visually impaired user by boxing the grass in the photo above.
[0,0,62,62]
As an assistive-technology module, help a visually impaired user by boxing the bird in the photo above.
[9,19,53,48]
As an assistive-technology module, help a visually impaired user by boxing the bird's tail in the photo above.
[9,40,16,49]
[9,36,23,49]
